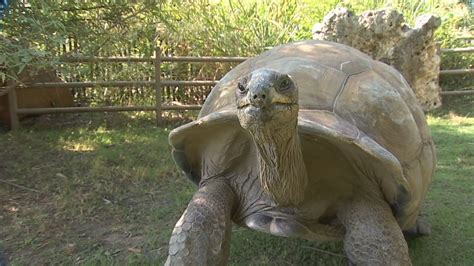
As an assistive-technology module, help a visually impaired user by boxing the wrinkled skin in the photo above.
[167,69,413,265]
[166,40,435,266]
[236,70,307,207]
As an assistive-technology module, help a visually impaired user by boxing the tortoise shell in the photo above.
[169,40,435,230]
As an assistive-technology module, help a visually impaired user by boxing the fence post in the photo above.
[7,86,19,130]
[154,46,162,125]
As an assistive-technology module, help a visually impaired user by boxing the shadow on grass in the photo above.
[0,112,197,264]
[429,95,474,118]
[407,114,474,265]
[1,104,473,264]
[17,110,199,131]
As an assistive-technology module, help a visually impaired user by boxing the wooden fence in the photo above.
[5,48,246,129]
[438,47,474,96]
[3,46,473,130]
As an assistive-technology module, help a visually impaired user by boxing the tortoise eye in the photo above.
[237,82,247,93]
[279,78,291,91]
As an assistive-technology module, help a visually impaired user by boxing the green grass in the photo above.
[0,97,473,265]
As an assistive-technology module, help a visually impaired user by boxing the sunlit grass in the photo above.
[0,99,473,264]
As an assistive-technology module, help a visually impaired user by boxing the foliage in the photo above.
[159,0,310,56]
[0,102,473,264]
[0,1,473,264]
[0,0,472,104]
[0,1,159,79]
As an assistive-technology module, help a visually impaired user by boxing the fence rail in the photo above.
[61,55,248,63]
[25,80,218,89]
[439,88,474,96]
[439,69,474,75]
[4,49,243,129]
[439,45,473,96]
[440,47,474,53]
[16,105,202,115]
[3,45,473,130]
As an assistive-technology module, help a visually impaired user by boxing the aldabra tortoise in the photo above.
[166,40,436,265]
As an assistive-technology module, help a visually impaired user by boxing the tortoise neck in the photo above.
[250,121,308,206]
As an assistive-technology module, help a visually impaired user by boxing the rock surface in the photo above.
[313,8,442,110]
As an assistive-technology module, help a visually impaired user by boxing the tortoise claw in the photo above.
[404,216,432,239]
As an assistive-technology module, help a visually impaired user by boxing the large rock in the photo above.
[0,68,74,129]
[313,8,441,110]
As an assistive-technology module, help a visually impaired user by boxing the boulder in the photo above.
[0,68,74,129]
[313,7,442,110]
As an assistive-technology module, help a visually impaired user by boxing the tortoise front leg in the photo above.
[338,199,411,266]
[166,180,236,266]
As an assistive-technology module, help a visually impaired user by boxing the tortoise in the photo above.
[166,40,436,265]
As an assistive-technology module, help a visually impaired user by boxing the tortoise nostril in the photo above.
[253,95,258,99]
[262,94,266,99]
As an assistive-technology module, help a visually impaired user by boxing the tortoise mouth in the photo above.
[238,102,295,117]
[237,102,298,129]
[237,102,296,110]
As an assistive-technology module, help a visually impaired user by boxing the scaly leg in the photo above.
[338,199,411,266]
[166,180,235,266]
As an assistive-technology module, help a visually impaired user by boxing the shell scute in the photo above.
[334,70,422,164]
[169,40,435,229]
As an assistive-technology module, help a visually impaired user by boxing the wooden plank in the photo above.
[441,47,474,53]
[440,90,474,96]
[155,47,162,125]
[0,83,17,97]
[16,105,202,114]
[25,80,218,89]
[439,69,474,75]
[62,56,154,63]
[26,81,153,88]
[162,80,217,86]
[7,87,19,130]
[162,56,248,63]
[62,55,248,63]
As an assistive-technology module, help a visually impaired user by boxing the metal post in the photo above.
[7,86,19,130]
[154,46,162,125]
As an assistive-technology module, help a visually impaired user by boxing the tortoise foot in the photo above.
[404,216,431,239]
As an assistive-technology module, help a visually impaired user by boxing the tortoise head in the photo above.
[236,69,299,131]
[235,69,306,206]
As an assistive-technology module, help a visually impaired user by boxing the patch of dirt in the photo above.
[101,232,145,250]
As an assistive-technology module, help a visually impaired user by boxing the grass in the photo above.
[0,96,473,265]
